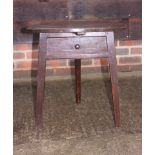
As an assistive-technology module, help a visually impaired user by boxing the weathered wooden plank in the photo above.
[14,0,68,21]
[14,0,141,21]
[13,0,142,43]
[13,18,142,44]
[69,0,142,19]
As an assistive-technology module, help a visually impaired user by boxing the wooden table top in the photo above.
[27,19,129,33]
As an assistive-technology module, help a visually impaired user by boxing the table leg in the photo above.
[36,33,47,130]
[75,59,81,104]
[107,32,121,127]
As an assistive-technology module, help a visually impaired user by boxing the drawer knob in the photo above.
[75,44,80,49]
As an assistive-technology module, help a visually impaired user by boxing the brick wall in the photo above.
[13,39,142,79]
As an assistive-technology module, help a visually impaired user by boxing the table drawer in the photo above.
[46,36,108,59]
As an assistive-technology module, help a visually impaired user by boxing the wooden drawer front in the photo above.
[46,36,108,59]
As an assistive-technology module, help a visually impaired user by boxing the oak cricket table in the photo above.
[28,19,128,130]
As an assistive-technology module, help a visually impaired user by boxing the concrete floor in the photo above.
[13,74,142,155]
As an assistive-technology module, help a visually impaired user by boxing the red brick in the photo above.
[13,53,25,59]
[14,44,32,51]
[69,59,92,66]
[82,66,108,73]
[14,69,53,79]
[13,70,37,79]
[94,59,108,65]
[118,64,142,72]
[52,68,73,76]
[15,61,38,69]
[54,66,109,76]
[82,59,92,66]
[114,41,118,46]
[13,64,142,79]
[118,65,131,72]
[100,59,108,65]
[131,48,142,55]
[26,51,39,59]
[130,64,142,71]
[116,48,129,55]
[46,60,67,67]
[119,56,141,64]
[119,40,142,46]
[129,18,142,23]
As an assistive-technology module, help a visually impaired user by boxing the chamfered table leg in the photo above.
[107,32,121,127]
[36,33,47,130]
[75,59,81,104]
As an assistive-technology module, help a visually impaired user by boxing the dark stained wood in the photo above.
[14,0,141,21]
[27,19,129,33]
[13,18,142,44]
[107,32,121,127]
[70,0,142,19]
[46,52,110,60]
[33,21,121,130]
[46,34,108,59]
[36,33,47,130]
[13,0,141,44]
[14,0,68,21]
[75,59,81,104]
